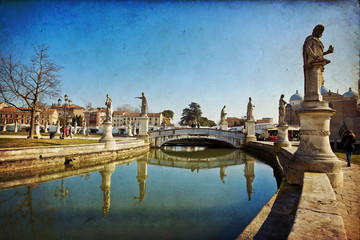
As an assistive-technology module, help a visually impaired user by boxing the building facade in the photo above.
[0,107,58,125]
[113,112,164,129]
[83,108,106,128]
[285,81,360,144]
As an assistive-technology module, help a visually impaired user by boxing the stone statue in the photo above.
[105,93,113,122]
[278,94,287,125]
[136,92,148,117]
[246,97,254,120]
[220,105,227,123]
[34,111,40,124]
[303,25,333,94]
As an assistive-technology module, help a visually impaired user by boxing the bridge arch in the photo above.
[148,128,245,148]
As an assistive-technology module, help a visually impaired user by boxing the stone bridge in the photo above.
[148,128,246,148]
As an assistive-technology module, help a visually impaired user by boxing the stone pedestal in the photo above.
[245,120,256,142]
[56,123,61,134]
[99,122,116,149]
[132,125,137,136]
[2,124,7,132]
[287,106,343,188]
[274,124,291,152]
[220,121,228,131]
[127,125,133,137]
[137,116,149,142]
[14,122,18,132]
[34,122,41,139]
[303,62,328,102]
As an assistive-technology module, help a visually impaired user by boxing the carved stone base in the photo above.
[137,117,149,142]
[274,124,291,152]
[245,120,256,143]
[99,122,116,149]
[34,123,41,139]
[220,122,228,131]
[287,106,343,188]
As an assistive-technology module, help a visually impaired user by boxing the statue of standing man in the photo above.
[246,97,254,121]
[105,93,113,123]
[136,92,148,117]
[278,94,287,125]
[303,25,334,92]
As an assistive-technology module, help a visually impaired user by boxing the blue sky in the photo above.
[1,0,359,124]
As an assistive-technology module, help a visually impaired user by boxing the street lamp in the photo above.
[62,94,72,138]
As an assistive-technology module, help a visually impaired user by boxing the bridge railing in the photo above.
[148,128,244,139]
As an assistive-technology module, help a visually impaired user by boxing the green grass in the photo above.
[0,138,99,148]
[333,149,360,165]
[0,131,97,137]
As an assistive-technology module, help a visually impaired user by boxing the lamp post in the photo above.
[60,94,72,138]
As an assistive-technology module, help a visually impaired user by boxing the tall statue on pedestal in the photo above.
[136,92,149,141]
[274,94,291,152]
[136,92,148,117]
[245,97,256,142]
[286,24,343,188]
[100,93,115,149]
[246,97,254,121]
[105,93,113,123]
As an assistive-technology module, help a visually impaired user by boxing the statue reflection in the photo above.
[244,156,255,201]
[99,163,115,217]
[135,157,148,204]
[220,166,227,184]
[54,179,69,201]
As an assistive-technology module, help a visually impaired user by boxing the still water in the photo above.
[0,147,278,240]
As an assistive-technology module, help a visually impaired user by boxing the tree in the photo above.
[161,110,174,119]
[72,115,83,127]
[199,117,216,127]
[116,104,140,113]
[179,102,202,126]
[0,44,63,139]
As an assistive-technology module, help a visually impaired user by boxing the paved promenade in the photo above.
[334,160,360,240]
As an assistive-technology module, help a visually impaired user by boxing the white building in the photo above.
[112,112,165,132]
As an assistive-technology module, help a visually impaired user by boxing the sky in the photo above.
[0,0,359,125]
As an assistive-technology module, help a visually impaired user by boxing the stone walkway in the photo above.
[334,160,360,240]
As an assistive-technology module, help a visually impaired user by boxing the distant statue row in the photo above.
[220,95,287,126]
[104,92,148,123]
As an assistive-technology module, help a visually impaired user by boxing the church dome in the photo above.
[289,90,303,101]
[343,87,358,98]
[321,85,329,95]
[289,90,303,106]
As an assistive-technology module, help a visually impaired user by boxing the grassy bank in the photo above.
[0,138,99,148]
[333,149,360,165]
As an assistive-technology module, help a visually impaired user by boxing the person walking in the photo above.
[341,130,356,167]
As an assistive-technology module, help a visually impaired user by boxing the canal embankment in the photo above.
[239,141,350,240]
[0,139,149,174]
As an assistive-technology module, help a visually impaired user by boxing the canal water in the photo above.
[0,147,278,240]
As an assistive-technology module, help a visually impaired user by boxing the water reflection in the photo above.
[244,156,255,201]
[220,166,227,184]
[99,163,115,217]
[0,148,277,240]
[135,156,148,204]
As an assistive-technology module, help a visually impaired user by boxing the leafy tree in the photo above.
[0,44,63,139]
[179,102,202,126]
[161,110,174,119]
[199,117,216,127]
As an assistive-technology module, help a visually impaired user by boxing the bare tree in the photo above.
[116,104,140,113]
[0,44,63,139]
